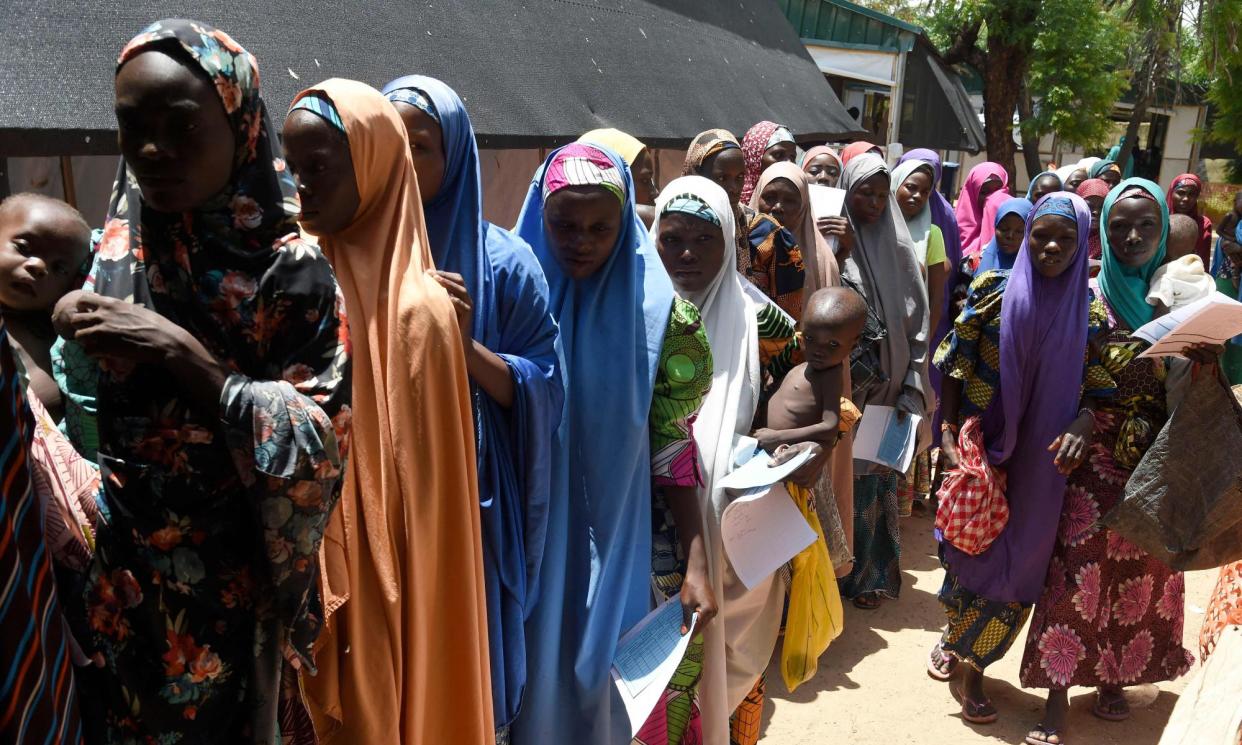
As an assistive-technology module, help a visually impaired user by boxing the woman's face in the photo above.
[977,175,1003,202]
[1028,214,1079,278]
[757,178,802,227]
[1064,169,1088,193]
[656,212,726,295]
[895,168,933,221]
[700,148,745,207]
[393,102,446,202]
[1100,168,1122,188]
[804,154,840,187]
[848,172,890,225]
[995,213,1026,256]
[631,150,656,207]
[1030,175,1061,204]
[114,49,236,213]
[542,186,623,279]
[761,141,797,171]
[1170,181,1200,216]
[1106,196,1163,267]
[1085,195,1105,235]
[282,109,362,236]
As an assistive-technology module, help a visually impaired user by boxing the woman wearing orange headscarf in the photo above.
[283,80,493,744]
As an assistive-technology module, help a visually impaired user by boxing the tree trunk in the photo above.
[1018,81,1044,183]
[978,1,1040,180]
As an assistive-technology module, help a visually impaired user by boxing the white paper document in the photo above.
[611,597,698,736]
[720,481,817,589]
[718,445,814,491]
[1132,291,1242,358]
[853,404,921,472]
[809,184,847,256]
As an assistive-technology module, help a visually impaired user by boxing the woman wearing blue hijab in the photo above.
[382,75,565,740]
[976,197,1034,273]
[509,142,716,744]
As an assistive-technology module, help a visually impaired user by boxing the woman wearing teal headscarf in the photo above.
[1020,177,1220,744]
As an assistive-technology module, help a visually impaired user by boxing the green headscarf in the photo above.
[1098,177,1168,330]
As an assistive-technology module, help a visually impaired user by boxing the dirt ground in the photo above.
[759,510,1219,745]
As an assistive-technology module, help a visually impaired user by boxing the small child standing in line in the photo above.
[0,193,92,420]
[756,286,867,576]
[1147,212,1217,315]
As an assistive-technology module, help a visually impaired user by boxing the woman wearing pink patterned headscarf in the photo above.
[955,162,1010,257]
[740,121,795,203]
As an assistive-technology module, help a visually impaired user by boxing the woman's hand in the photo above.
[54,292,185,365]
[770,442,827,488]
[940,427,960,469]
[1184,342,1224,367]
[679,558,717,636]
[431,271,473,347]
[1049,411,1094,475]
[817,216,854,258]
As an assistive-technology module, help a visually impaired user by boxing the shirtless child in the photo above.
[755,287,867,576]
[0,193,92,421]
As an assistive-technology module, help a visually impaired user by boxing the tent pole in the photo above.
[60,155,77,208]
[0,158,10,201]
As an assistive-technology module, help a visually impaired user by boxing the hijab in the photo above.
[1078,178,1111,259]
[976,197,1034,273]
[290,79,493,741]
[740,120,783,204]
[841,140,881,165]
[956,162,1010,257]
[1089,159,1121,180]
[750,162,839,296]
[891,159,936,265]
[1077,156,1102,176]
[1167,173,1215,264]
[1055,164,1080,185]
[578,128,647,168]
[682,128,740,176]
[381,75,562,730]
[1098,178,1169,330]
[1025,170,1062,200]
[839,153,929,411]
[801,145,842,175]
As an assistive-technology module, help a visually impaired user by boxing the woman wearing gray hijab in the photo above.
[835,152,930,609]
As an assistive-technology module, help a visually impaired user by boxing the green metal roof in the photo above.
[779,0,919,52]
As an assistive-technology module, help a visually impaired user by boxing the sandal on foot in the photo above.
[1092,689,1130,722]
[927,642,958,682]
[951,683,998,725]
[852,593,882,610]
[1024,724,1065,745]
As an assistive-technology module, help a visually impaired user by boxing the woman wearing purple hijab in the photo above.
[929,193,1107,726]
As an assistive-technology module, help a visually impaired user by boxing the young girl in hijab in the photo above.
[1020,179,1216,745]
[1026,171,1063,203]
[740,121,796,204]
[802,145,843,187]
[510,143,716,745]
[60,22,351,743]
[1167,173,1214,266]
[956,162,1010,257]
[931,192,1101,729]
[835,153,931,609]
[683,129,807,318]
[1090,160,1123,188]
[1077,178,1111,267]
[381,74,564,742]
[283,79,489,745]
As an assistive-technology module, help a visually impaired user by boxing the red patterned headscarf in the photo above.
[740,120,781,204]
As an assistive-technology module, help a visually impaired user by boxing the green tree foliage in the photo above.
[1201,0,1242,149]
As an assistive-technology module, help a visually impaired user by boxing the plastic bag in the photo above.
[1103,376,1242,571]
[781,480,844,691]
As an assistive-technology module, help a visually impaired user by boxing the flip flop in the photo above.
[952,682,998,725]
[927,642,958,682]
[1092,690,1130,722]
[1024,724,1065,745]
[852,593,881,610]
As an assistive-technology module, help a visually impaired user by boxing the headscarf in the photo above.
[380,75,562,730]
[750,162,839,296]
[1054,164,1080,185]
[578,127,647,168]
[838,153,929,416]
[384,87,439,121]
[92,21,350,739]
[841,140,881,166]
[975,189,1016,260]
[290,79,493,742]
[956,162,1010,257]
[1166,173,1215,265]
[513,142,674,741]
[891,159,936,264]
[944,191,1092,603]
[1025,170,1062,201]
[682,128,740,176]
[741,120,784,203]
[1076,156,1102,176]
[1098,177,1169,330]
[801,145,842,175]
[541,144,625,201]
[976,197,1033,273]
[1077,178,1112,260]
[1089,159,1121,180]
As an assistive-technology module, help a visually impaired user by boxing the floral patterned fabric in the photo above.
[74,20,351,745]
[1200,561,1242,661]
[737,205,805,320]
[1020,299,1193,689]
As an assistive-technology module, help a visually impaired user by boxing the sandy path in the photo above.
[759,510,1218,744]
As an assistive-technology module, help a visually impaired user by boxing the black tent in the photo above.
[898,36,984,153]
[0,0,865,156]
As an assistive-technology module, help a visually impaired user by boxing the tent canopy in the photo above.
[898,36,985,153]
[1,0,865,156]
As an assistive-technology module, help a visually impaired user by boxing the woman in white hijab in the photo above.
[836,153,931,610]
[649,175,816,745]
